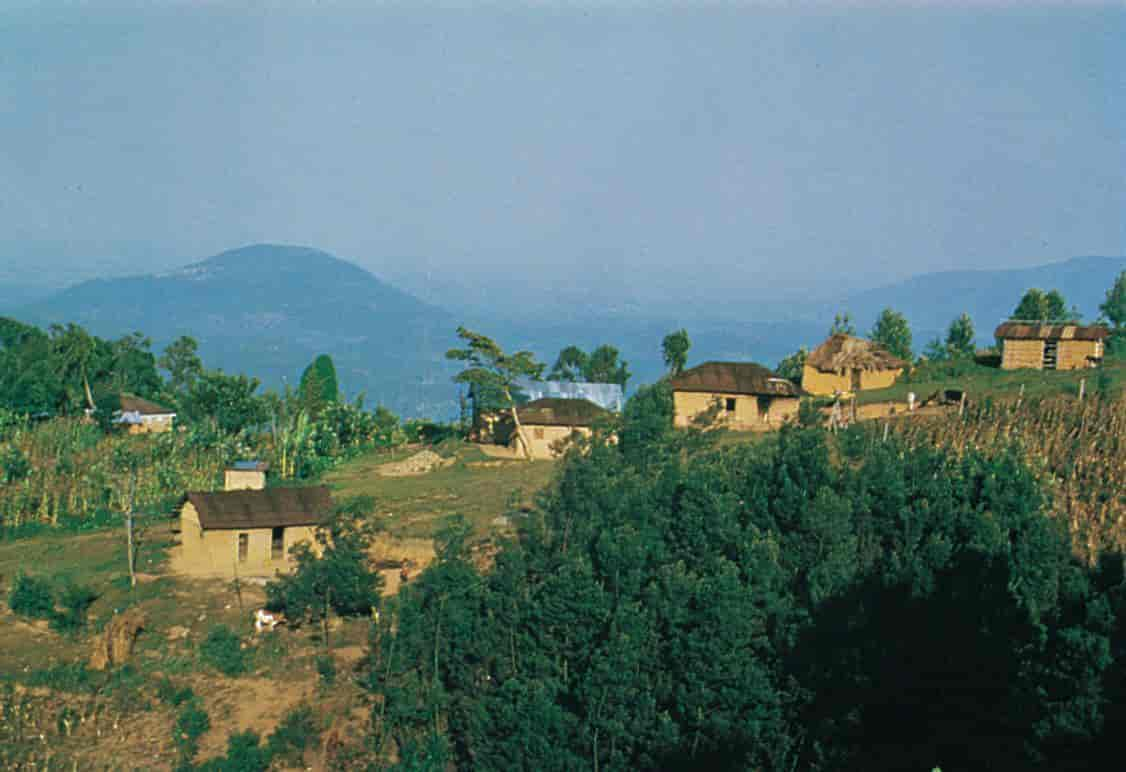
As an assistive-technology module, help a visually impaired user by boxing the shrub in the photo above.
[195,730,270,772]
[23,662,93,692]
[50,581,98,633]
[266,704,318,767]
[199,624,247,677]
[315,654,336,687]
[8,573,55,620]
[173,701,211,762]
[156,676,196,707]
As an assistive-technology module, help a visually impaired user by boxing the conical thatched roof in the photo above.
[806,335,907,375]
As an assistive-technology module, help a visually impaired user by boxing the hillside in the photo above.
[20,245,460,418]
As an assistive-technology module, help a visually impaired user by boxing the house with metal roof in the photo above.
[994,322,1108,371]
[174,482,332,577]
[670,361,804,431]
[109,394,177,434]
[512,379,625,412]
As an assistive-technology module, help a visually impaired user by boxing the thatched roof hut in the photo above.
[515,397,612,427]
[805,335,907,375]
[994,322,1108,371]
[802,335,906,396]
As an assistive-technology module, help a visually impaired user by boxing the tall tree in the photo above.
[661,329,691,376]
[585,344,630,388]
[776,346,809,385]
[1101,270,1126,356]
[548,345,589,382]
[446,327,544,459]
[48,323,100,412]
[183,370,266,434]
[829,312,856,336]
[945,312,976,358]
[1012,288,1075,322]
[298,354,339,414]
[108,332,161,397]
[869,308,913,361]
[158,335,203,395]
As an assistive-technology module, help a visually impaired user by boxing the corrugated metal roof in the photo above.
[230,461,269,472]
[994,323,1109,341]
[670,362,804,397]
[115,394,176,416]
[185,486,332,530]
[513,379,625,412]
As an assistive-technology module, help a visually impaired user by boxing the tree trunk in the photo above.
[504,387,532,461]
[126,472,137,588]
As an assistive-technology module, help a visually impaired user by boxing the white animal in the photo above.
[254,608,285,633]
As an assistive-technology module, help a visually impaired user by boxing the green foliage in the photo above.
[174,701,211,763]
[869,307,913,360]
[829,311,856,336]
[1013,287,1077,322]
[926,313,977,361]
[298,353,340,415]
[315,654,337,686]
[797,397,822,427]
[266,704,318,766]
[195,730,271,772]
[183,370,266,435]
[1101,270,1126,329]
[661,329,691,375]
[159,335,204,396]
[199,625,248,677]
[265,497,383,628]
[49,580,98,633]
[775,346,808,384]
[156,677,196,707]
[547,343,631,388]
[8,572,55,620]
[548,345,588,382]
[1,446,30,484]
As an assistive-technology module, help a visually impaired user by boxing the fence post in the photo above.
[1079,378,1086,402]
[959,392,967,417]
[1016,383,1024,409]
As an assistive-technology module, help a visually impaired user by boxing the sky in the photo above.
[1,1,1124,305]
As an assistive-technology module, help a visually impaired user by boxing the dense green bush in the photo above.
[173,701,211,763]
[315,654,336,687]
[266,705,317,766]
[8,573,55,620]
[156,676,196,707]
[194,730,270,772]
[49,581,98,633]
[199,625,247,677]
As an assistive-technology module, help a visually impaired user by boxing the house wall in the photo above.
[1058,340,1102,370]
[224,469,266,491]
[512,424,592,460]
[1000,339,1044,370]
[801,365,901,395]
[126,415,174,435]
[673,390,799,431]
[176,502,318,577]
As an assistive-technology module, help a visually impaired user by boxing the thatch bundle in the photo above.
[806,335,906,374]
[89,608,146,670]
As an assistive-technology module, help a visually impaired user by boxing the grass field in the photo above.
[323,440,559,540]
[857,357,1126,405]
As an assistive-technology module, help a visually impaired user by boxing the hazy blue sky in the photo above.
[2,1,1123,301]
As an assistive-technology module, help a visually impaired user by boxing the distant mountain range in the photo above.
[3,246,1122,419]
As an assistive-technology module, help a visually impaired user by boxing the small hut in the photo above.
[801,335,907,396]
[994,322,1108,371]
[670,361,803,430]
[110,394,177,434]
[176,486,331,577]
[498,397,611,460]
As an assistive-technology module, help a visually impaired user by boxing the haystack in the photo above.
[89,607,146,670]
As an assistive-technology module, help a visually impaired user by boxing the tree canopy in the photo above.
[661,329,691,376]
[869,307,912,360]
[548,344,631,388]
[829,312,856,336]
[298,354,340,414]
[1012,288,1076,322]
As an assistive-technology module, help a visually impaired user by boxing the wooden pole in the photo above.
[959,392,967,417]
[1078,378,1086,402]
[1016,384,1024,409]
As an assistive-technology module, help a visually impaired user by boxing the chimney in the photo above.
[224,461,267,491]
